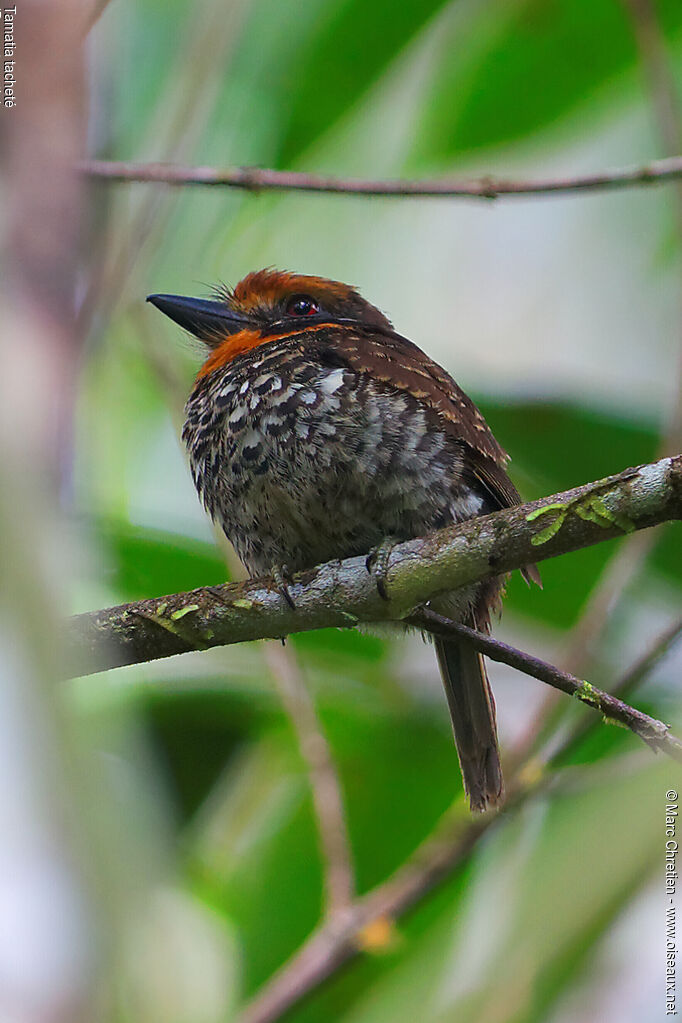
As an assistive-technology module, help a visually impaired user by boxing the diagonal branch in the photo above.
[409,609,682,762]
[67,456,681,678]
[263,641,354,916]
[79,154,682,201]
[547,615,682,766]
[235,617,682,1023]
[238,806,491,1023]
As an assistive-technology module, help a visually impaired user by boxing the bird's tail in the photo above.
[434,636,504,812]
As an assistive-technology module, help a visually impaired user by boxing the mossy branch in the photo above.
[67,455,681,679]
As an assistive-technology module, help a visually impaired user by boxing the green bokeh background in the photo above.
[74,2,682,1019]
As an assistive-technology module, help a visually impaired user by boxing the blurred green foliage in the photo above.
[414,0,682,161]
[77,1,682,1020]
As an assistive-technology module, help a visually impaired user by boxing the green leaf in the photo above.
[224,0,451,168]
[412,0,682,163]
[96,520,227,600]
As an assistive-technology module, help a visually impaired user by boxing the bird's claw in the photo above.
[366,538,396,601]
[271,564,297,610]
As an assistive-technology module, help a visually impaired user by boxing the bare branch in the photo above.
[66,456,682,678]
[79,154,682,201]
[264,641,354,915]
[238,807,491,1023]
[410,609,682,763]
[238,605,682,1023]
[236,616,682,1023]
[547,616,682,765]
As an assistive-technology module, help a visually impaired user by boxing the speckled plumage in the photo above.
[183,327,499,575]
[149,270,535,811]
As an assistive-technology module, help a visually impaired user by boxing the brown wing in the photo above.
[325,327,508,459]
[314,325,517,504]
[312,323,541,587]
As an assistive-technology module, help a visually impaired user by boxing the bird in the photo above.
[147,269,538,812]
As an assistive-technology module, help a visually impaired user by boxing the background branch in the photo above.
[263,641,355,916]
[236,617,682,1023]
[80,154,682,200]
[0,1,95,1018]
[238,807,491,1023]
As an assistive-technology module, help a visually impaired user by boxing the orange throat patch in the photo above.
[195,322,353,381]
[196,329,266,379]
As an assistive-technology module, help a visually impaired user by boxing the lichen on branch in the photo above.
[67,455,681,678]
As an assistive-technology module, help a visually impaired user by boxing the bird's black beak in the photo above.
[146,294,249,344]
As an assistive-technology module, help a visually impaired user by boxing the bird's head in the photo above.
[147,269,392,377]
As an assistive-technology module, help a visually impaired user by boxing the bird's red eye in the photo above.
[285,295,320,317]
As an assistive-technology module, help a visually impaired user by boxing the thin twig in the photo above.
[79,154,682,200]
[237,806,492,1023]
[548,615,682,765]
[410,608,682,763]
[264,641,354,916]
[237,616,682,1023]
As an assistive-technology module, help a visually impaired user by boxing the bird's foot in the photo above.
[366,537,397,601]
[271,564,297,610]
